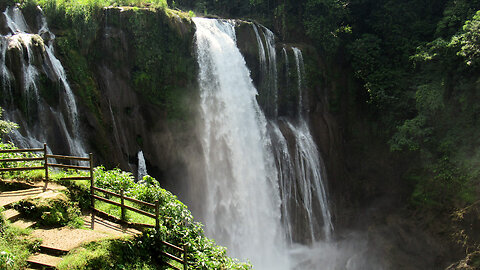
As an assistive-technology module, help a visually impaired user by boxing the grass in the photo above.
[94,199,156,226]
[57,238,158,270]
[0,210,41,270]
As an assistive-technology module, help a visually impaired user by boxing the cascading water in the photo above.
[194,18,289,269]
[0,6,86,157]
[262,26,278,118]
[37,7,86,157]
[0,37,12,103]
[291,47,333,240]
[192,17,348,269]
[253,24,278,118]
[137,150,147,181]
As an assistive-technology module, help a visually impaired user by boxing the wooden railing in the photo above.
[91,186,160,230]
[160,240,188,270]
[0,144,189,269]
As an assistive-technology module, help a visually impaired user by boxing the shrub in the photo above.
[14,192,83,227]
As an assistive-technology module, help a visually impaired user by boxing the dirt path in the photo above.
[1,180,141,269]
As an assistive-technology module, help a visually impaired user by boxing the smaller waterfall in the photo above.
[252,23,278,118]
[137,150,147,181]
[292,47,305,116]
[286,120,333,240]
[0,37,12,103]
[252,24,266,76]
[269,122,296,244]
[3,6,29,33]
[1,6,87,157]
[38,6,86,157]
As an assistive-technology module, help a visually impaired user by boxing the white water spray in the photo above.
[194,18,289,269]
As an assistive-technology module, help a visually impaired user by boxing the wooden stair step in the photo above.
[27,253,62,269]
[39,245,69,256]
[11,219,36,229]
[2,208,21,222]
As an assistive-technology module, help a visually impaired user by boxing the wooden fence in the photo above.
[0,144,189,269]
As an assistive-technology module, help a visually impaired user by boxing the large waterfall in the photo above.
[193,18,343,269]
[194,18,288,269]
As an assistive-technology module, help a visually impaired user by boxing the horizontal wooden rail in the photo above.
[161,251,184,265]
[164,260,181,270]
[120,202,157,218]
[123,194,156,208]
[92,194,157,219]
[0,157,43,162]
[162,240,184,252]
[60,176,92,181]
[94,187,156,208]
[47,163,91,171]
[93,186,121,198]
[93,209,155,229]
[0,166,44,172]
[0,148,43,153]
[46,154,90,161]
[92,194,122,207]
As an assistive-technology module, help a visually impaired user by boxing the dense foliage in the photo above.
[88,168,251,269]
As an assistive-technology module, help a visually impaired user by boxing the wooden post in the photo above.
[120,189,126,222]
[89,153,94,230]
[183,244,188,270]
[155,200,160,231]
[43,143,48,192]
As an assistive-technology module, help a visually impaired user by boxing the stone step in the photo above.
[11,218,36,229]
[27,253,62,269]
[2,208,21,222]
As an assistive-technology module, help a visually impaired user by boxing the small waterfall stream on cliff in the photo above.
[137,150,147,181]
[0,6,86,157]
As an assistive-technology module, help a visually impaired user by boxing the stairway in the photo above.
[3,208,66,269]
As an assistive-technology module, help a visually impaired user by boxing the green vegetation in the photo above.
[57,167,251,269]
[0,209,41,270]
[0,138,250,269]
[57,238,158,270]
[0,109,18,137]
[14,192,84,228]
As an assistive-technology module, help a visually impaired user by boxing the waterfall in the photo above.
[37,6,86,157]
[252,24,266,77]
[137,150,147,181]
[262,26,278,119]
[194,18,289,269]
[0,37,12,103]
[291,47,333,240]
[292,47,305,116]
[192,17,341,269]
[1,6,86,157]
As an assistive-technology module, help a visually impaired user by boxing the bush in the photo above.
[85,167,251,269]
[14,192,83,227]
